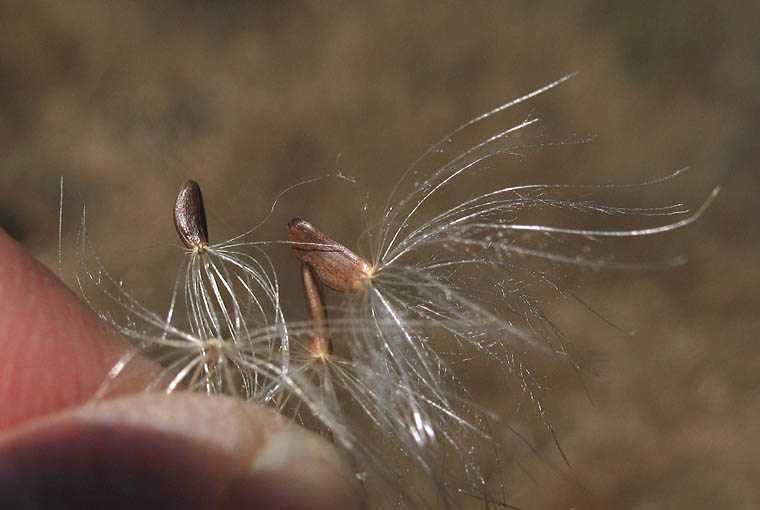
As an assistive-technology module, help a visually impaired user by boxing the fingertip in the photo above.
[0,393,363,510]
[0,230,153,431]
[237,425,364,510]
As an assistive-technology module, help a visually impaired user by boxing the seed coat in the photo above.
[288,218,371,293]
[174,180,209,250]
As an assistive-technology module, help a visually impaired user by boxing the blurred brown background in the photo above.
[1,1,758,508]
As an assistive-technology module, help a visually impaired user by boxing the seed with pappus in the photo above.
[76,76,717,510]
[75,178,295,400]
[168,179,286,347]
[283,75,718,508]
[76,210,295,400]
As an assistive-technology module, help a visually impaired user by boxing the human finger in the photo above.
[0,228,158,431]
[0,392,363,510]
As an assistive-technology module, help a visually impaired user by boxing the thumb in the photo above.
[0,392,363,510]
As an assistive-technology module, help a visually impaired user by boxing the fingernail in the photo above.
[236,426,364,510]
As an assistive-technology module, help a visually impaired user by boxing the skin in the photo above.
[0,228,362,510]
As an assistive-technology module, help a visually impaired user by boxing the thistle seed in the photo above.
[174,180,209,251]
[288,218,371,293]
[300,262,331,356]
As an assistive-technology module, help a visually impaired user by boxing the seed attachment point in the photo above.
[174,180,209,251]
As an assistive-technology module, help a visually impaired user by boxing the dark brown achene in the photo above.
[174,180,208,251]
[288,219,372,293]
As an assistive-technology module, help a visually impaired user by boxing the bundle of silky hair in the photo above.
[76,76,717,509]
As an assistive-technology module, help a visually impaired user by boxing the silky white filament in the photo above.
[74,77,716,509]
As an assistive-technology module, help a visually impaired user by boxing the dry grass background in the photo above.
[1,1,758,508]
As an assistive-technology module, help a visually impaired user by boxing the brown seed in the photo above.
[174,180,209,251]
[288,218,372,293]
[300,263,331,357]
